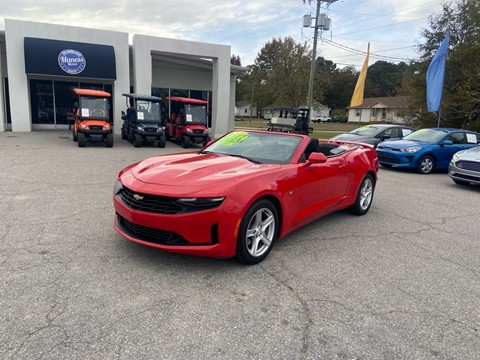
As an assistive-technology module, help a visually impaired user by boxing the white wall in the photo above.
[4,19,129,133]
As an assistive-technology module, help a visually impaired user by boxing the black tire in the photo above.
[121,127,127,140]
[134,134,142,148]
[157,135,167,148]
[349,174,375,215]
[235,199,279,265]
[203,136,211,147]
[417,155,435,174]
[181,135,191,149]
[73,131,78,142]
[77,132,86,147]
[106,133,114,148]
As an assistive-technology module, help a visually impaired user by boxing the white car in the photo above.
[312,116,331,123]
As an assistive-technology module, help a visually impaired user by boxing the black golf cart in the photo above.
[121,94,167,148]
[267,107,312,135]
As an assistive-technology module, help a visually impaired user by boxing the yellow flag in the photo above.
[350,43,370,107]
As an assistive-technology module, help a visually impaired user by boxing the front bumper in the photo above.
[448,160,480,185]
[376,149,417,168]
[113,194,239,258]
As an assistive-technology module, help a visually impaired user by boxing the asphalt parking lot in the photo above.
[1,130,479,360]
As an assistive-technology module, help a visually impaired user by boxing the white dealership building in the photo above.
[0,19,245,137]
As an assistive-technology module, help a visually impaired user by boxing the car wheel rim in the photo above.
[245,208,275,258]
[359,178,373,210]
[421,158,433,173]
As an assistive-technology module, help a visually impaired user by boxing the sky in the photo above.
[0,0,444,68]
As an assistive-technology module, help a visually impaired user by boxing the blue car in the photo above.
[376,128,480,174]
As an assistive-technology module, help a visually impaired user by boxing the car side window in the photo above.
[446,133,465,144]
[389,128,400,138]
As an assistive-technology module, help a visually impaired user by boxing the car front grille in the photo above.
[117,215,189,245]
[378,154,402,164]
[119,187,183,214]
[193,129,205,134]
[89,125,103,130]
[457,160,480,172]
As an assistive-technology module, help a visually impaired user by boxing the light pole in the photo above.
[304,0,337,118]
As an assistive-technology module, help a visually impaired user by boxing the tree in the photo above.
[364,61,409,98]
[244,37,311,111]
[402,0,480,130]
[231,54,242,66]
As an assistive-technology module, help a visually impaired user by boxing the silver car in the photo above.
[448,146,480,186]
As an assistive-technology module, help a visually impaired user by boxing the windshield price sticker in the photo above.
[81,108,89,117]
[137,112,144,120]
[219,132,249,146]
[186,114,193,122]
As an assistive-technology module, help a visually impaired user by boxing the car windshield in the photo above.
[350,126,380,136]
[79,96,109,119]
[135,100,160,122]
[204,131,303,164]
[403,129,447,143]
[185,104,207,125]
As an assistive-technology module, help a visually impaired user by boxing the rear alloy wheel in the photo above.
[77,132,86,147]
[417,155,434,174]
[236,199,279,265]
[106,133,114,148]
[158,135,167,148]
[134,134,142,148]
[349,174,374,215]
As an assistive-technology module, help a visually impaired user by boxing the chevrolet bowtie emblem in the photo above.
[133,194,144,201]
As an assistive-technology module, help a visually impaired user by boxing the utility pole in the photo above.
[304,0,337,118]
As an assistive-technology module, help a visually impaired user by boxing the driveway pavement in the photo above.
[1,130,479,359]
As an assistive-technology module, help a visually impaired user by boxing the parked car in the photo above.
[311,116,331,123]
[376,128,480,174]
[113,130,379,264]
[448,146,480,186]
[331,124,415,148]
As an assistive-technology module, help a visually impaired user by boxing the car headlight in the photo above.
[137,125,143,131]
[452,153,460,162]
[114,179,124,195]
[103,124,111,130]
[185,128,193,133]
[176,197,225,211]
[400,146,421,153]
[80,123,89,129]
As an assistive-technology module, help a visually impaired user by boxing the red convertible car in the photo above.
[113,130,379,264]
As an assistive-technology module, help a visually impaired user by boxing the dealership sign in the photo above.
[58,49,86,75]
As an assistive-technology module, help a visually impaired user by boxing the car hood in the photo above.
[130,152,281,186]
[378,139,427,149]
[455,146,480,160]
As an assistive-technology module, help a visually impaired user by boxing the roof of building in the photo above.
[349,96,411,109]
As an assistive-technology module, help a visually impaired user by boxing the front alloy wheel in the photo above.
[349,174,374,215]
[236,199,278,265]
[417,155,434,174]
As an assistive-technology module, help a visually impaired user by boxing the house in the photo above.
[348,96,411,124]
[235,101,257,119]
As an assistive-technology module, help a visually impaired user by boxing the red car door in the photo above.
[293,154,351,226]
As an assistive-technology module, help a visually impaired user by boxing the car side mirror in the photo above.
[307,152,327,164]
[443,140,453,146]
[382,134,391,140]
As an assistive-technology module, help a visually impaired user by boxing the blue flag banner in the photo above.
[426,34,449,112]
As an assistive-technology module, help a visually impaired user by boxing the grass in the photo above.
[234,118,358,140]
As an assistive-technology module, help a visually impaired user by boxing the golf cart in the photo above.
[267,107,312,135]
[72,88,113,147]
[121,94,167,148]
[166,96,211,148]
